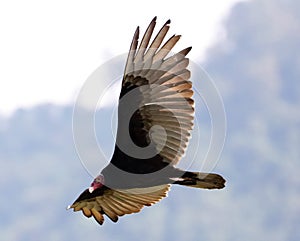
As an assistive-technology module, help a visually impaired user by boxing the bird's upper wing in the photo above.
[110,17,194,171]
[68,184,170,225]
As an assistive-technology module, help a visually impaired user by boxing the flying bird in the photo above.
[68,17,225,225]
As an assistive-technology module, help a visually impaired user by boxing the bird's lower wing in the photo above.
[68,184,170,225]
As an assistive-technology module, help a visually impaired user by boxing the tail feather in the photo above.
[174,172,226,189]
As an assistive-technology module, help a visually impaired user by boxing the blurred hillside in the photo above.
[1,0,300,240]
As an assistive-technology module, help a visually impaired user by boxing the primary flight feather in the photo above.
[68,17,225,225]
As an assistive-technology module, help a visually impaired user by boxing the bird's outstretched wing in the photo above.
[108,17,194,177]
[68,184,170,225]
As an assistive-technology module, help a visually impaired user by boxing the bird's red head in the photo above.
[89,174,105,193]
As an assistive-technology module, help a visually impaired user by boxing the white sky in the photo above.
[0,0,242,116]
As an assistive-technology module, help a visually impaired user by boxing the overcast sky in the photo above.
[0,0,243,116]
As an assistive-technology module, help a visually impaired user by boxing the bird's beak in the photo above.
[89,187,94,193]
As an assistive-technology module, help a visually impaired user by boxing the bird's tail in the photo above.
[174,171,226,189]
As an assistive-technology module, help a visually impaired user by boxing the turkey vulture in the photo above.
[68,17,225,225]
